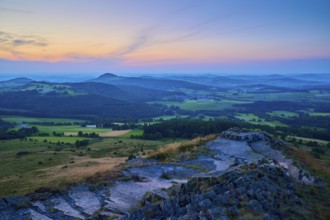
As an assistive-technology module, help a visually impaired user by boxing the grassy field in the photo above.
[308,112,330,117]
[35,125,112,135]
[119,129,144,138]
[0,136,172,197]
[22,82,85,96]
[267,111,299,118]
[30,136,90,144]
[288,136,329,146]
[1,115,86,124]
[152,115,189,121]
[151,99,252,111]
[235,113,287,127]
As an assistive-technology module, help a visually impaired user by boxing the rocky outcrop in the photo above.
[0,129,321,219]
[221,128,270,142]
[121,159,311,220]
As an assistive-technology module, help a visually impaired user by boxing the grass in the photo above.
[119,129,144,138]
[283,144,330,220]
[22,82,85,96]
[152,115,189,121]
[0,136,171,197]
[30,136,90,144]
[151,99,252,111]
[34,125,112,135]
[267,111,299,118]
[1,115,86,124]
[148,135,217,162]
[235,113,287,127]
[308,112,330,117]
[288,136,329,146]
[86,137,169,158]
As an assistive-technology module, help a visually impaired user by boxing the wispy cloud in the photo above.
[0,31,48,48]
[111,1,235,60]
[0,31,48,59]
[0,7,34,14]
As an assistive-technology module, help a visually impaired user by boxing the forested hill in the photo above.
[0,90,164,119]
[88,73,210,90]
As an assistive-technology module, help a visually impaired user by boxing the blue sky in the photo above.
[0,0,329,75]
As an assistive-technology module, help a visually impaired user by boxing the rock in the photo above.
[198,199,212,210]
[69,185,101,216]
[198,210,208,220]
[176,207,187,216]
[208,207,226,218]
[203,190,217,200]
[236,186,246,196]
[248,199,263,214]
[190,194,203,205]
[185,203,196,214]
[229,205,239,216]
[247,189,254,197]
[29,209,53,220]
[51,197,84,219]
[32,201,46,213]
[5,196,30,209]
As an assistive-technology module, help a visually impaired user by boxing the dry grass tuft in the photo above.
[288,145,330,183]
[148,134,217,162]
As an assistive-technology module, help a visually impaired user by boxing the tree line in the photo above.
[142,119,238,139]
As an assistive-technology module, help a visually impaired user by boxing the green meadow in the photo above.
[0,136,171,197]
[308,112,330,117]
[235,113,287,127]
[35,125,112,135]
[1,115,86,124]
[151,99,252,111]
[267,111,299,118]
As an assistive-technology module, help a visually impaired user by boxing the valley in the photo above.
[0,73,329,219]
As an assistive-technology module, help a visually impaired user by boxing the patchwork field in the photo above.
[235,113,287,127]
[308,112,330,117]
[267,111,299,118]
[1,115,86,124]
[152,99,252,111]
[35,125,112,135]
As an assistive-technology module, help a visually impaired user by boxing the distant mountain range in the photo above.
[0,73,329,119]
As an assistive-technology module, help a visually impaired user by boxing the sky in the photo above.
[0,0,329,76]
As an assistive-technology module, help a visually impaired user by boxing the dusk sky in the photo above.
[0,0,329,75]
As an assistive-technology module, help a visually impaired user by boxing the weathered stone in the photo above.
[203,190,217,200]
[247,189,254,197]
[261,200,271,211]
[199,211,208,220]
[233,177,246,188]
[5,196,30,209]
[208,207,226,218]
[185,204,196,214]
[176,207,187,216]
[248,199,263,214]
[228,205,239,216]
[190,194,203,205]
[198,199,212,210]
[255,191,265,201]
[236,186,246,196]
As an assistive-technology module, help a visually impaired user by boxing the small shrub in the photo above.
[160,172,170,179]
[16,151,30,156]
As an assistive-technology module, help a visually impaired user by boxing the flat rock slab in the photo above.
[69,185,101,216]
[127,164,198,179]
[208,138,263,161]
[106,180,171,212]
[251,141,301,180]
[29,209,53,220]
[52,197,84,219]
[32,201,47,213]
